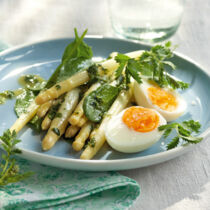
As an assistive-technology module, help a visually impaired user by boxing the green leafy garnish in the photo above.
[46,28,93,88]
[48,103,62,120]
[52,128,60,136]
[28,115,43,133]
[158,120,203,150]
[18,74,46,92]
[115,42,189,90]
[55,112,62,118]
[88,137,96,148]
[87,64,110,84]
[83,84,119,122]
[14,89,35,117]
[0,90,15,104]
[0,129,33,186]
[55,84,61,90]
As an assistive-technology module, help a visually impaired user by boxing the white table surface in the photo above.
[0,0,209,209]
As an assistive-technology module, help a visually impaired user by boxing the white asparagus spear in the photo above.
[42,88,80,150]
[10,102,39,133]
[35,71,89,105]
[72,122,93,151]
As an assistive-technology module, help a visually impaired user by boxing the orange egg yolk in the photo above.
[122,107,159,133]
[147,86,178,112]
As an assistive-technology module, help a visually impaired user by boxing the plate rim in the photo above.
[0,37,210,170]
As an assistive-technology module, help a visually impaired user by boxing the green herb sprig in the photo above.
[0,129,33,186]
[115,42,189,90]
[158,120,203,150]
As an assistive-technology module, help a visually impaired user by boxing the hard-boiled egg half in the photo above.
[134,80,187,122]
[105,106,167,153]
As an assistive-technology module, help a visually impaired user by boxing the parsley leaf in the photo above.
[115,53,130,79]
[159,120,203,150]
[126,59,142,84]
[0,129,33,186]
[166,136,180,150]
[114,42,189,90]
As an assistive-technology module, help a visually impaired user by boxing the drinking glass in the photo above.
[108,0,185,43]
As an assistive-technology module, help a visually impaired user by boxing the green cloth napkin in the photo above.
[0,157,140,210]
[0,42,140,210]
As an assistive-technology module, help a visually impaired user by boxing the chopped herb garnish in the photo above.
[158,120,203,150]
[52,128,60,136]
[0,129,33,186]
[55,112,62,118]
[83,84,119,122]
[19,74,46,92]
[55,85,61,90]
[0,90,15,104]
[88,137,96,147]
[87,64,110,84]
[48,103,61,120]
[24,75,38,84]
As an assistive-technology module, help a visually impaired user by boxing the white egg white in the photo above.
[133,80,187,122]
[105,107,167,153]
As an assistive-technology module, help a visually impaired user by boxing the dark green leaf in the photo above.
[115,62,126,79]
[167,136,180,150]
[126,59,142,84]
[178,125,191,137]
[57,58,93,83]
[163,128,172,138]
[62,29,92,62]
[83,84,119,122]
[158,123,178,131]
[48,102,62,120]
[140,62,153,76]
[165,74,189,90]
[28,115,43,133]
[182,120,201,133]
[52,128,60,136]
[45,29,93,88]
[159,119,203,150]
[115,53,130,63]
[151,44,173,60]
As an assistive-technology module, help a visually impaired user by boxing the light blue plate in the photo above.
[0,38,209,171]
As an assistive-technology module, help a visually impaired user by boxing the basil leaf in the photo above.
[83,84,119,122]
